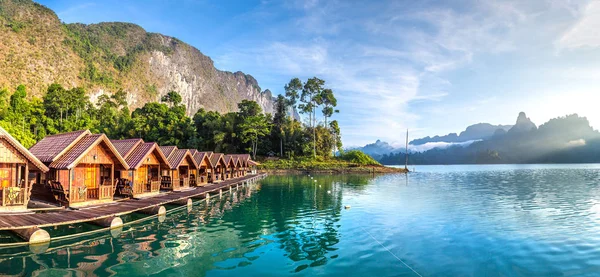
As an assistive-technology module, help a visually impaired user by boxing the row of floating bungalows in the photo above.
[0,128,259,212]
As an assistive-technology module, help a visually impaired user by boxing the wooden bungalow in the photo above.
[160,147,198,191]
[223,155,237,180]
[192,151,212,186]
[209,153,226,183]
[0,127,49,212]
[111,139,170,198]
[248,160,260,174]
[29,130,129,208]
[236,154,251,176]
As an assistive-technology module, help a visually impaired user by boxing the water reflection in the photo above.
[0,176,370,276]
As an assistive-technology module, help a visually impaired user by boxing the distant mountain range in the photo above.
[377,112,600,165]
[410,123,513,145]
[353,120,515,159]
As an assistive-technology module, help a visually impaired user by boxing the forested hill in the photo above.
[0,0,275,116]
[380,113,600,165]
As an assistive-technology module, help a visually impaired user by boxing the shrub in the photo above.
[339,150,380,166]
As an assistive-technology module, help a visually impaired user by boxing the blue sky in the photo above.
[39,0,600,147]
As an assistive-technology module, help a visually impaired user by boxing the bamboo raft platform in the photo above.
[0,173,266,243]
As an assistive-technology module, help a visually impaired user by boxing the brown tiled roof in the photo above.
[167,149,198,170]
[189,149,198,156]
[225,155,240,168]
[111,138,143,158]
[237,154,251,166]
[224,155,237,168]
[210,153,225,168]
[49,134,129,170]
[30,130,90,163]
[248,160,260,166]
[200,151,213,158]
[126,142,169,169]
[160,146,177,158]
[193,151,209,167]
[0,127,49,172]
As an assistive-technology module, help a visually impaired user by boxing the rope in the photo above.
[360,226,422,277]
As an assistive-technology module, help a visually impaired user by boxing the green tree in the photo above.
[320,88,338,126]
[330,120,342,156]
[272,95,289,157]
[302,77,325,158]
[239,114,271,159]
[161,90,183,107]
[285,78,303,108]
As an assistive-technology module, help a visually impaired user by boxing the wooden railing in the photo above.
[1,187,26,206]
[87,188,98,200]
[150,181,161,192]
[133,182,145,195]
[100,185,113,200]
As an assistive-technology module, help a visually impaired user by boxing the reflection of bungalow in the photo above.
[0,127,49,212]
[223,155,237,180]
[160,147,198,191]
[191,151,212,186]
[236,154,251,176]
[209,153,226,183]
[111,139,170,198]
[29,130,129,207]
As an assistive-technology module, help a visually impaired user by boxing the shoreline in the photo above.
[260,166,408,175]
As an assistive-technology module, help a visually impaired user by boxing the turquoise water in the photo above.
[2,165,600,276]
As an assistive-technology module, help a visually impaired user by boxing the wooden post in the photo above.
[139,205,166,216]
[12,227,50,244]
[92,216,123,229]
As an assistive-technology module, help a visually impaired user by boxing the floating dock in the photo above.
[0,173,267,244]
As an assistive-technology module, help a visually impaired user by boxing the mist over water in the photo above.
[1,166,600,276]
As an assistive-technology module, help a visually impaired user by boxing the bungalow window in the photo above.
[0,164,12,188]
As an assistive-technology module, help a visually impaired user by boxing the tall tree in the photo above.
[320,88,338,126]
[302,77,325,158]
[285,78,303,108]
[330,120,342,156]
[239,114,270,159]
[273,95,289,157]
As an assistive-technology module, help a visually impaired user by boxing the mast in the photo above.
[404,129,409,171]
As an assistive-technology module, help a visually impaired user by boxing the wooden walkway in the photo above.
[0,173,267,231]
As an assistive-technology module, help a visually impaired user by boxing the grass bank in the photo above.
[258,152,408,174]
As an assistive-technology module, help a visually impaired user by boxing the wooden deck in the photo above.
[0,173,266,231]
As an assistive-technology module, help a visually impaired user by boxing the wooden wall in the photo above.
[0,140,26,164]
[80,144,113,165]
[142,152,160,166]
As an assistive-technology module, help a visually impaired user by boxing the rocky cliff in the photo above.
[0,0,275,115]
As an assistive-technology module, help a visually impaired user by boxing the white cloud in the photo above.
[214,0,597,146]
[409,140,481,153]
[557,1,600,49]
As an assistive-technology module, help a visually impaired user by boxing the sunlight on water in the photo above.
[2,165,600,276]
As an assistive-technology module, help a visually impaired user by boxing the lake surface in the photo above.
[2,164,600,276]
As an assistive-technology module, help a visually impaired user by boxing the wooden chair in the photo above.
[48,180,68,206]
[116,178,133,198]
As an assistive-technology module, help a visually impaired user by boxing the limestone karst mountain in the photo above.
[0,0,276,116]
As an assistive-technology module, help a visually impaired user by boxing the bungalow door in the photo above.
[84,165,99,199]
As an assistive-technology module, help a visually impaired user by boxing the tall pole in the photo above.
[405,129,409,171]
